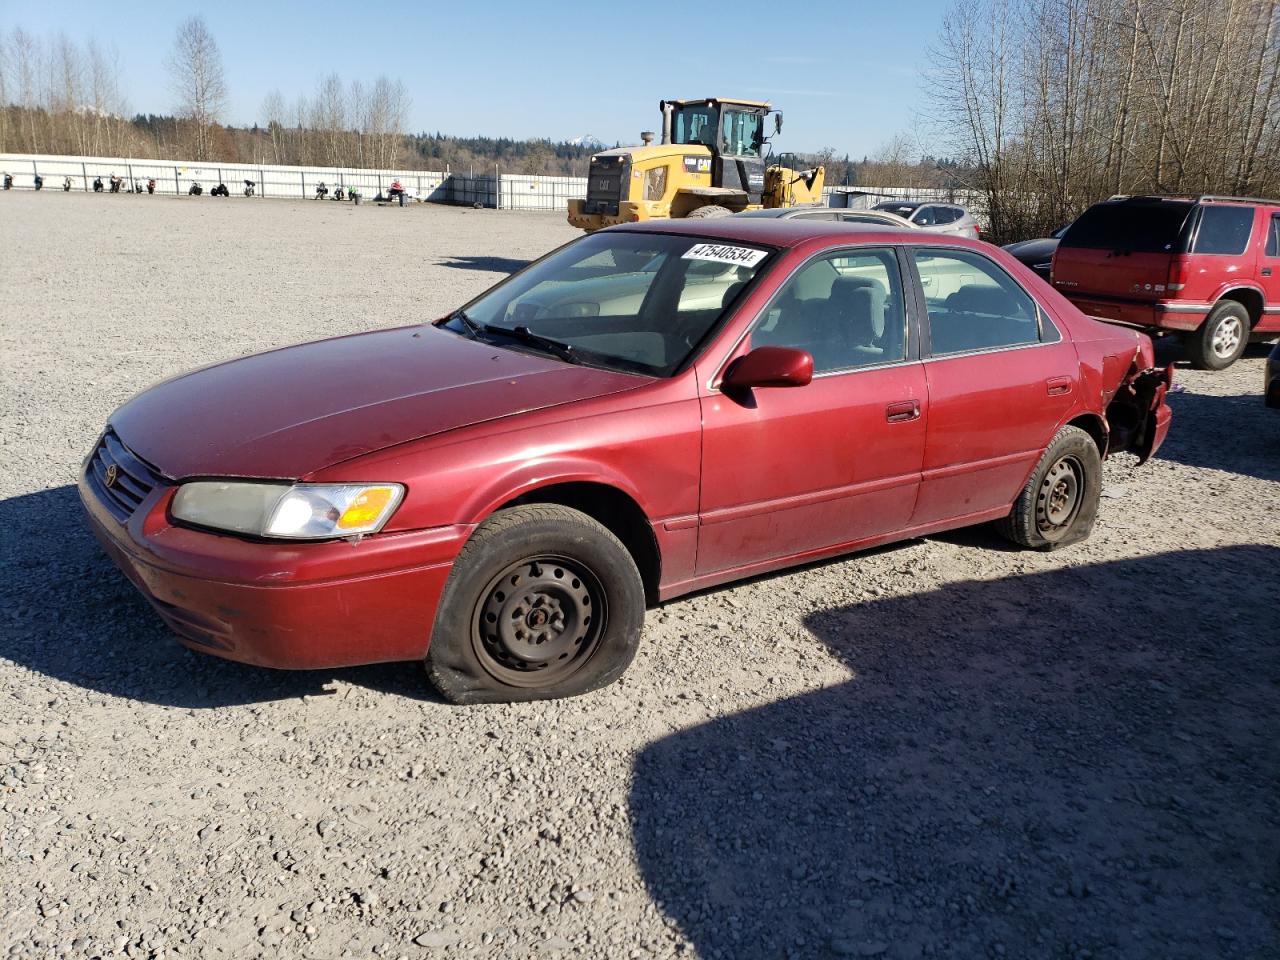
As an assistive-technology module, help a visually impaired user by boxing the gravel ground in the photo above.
[1,192,1278,960]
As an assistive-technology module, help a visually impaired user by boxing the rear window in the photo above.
[1060,201,1193,253]
[1268,215,1280,257]
[1192,205,1255,255]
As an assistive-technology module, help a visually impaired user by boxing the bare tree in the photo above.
[930,0,1280,242]
[166,16,227,160]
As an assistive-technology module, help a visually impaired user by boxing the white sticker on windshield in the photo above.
[681,243,767,267]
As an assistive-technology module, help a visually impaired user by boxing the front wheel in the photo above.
[1186,301,1250,370]
[996,425,1101,550]
[426,505,645,704]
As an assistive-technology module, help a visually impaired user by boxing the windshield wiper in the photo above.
[452,308,482,338]
[482,324,581,364]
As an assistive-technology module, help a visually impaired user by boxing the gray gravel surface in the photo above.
[2,192,1278,959]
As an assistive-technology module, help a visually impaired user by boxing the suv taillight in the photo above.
[1167,257,1189,292]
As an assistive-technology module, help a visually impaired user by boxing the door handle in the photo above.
[1263,267,1273,277]
[1045,376,1072,396]
[886,400,920,423]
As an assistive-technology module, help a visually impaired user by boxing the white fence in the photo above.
[0,152,988,217]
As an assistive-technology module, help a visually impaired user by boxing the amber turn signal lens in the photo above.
[336,486,398,530]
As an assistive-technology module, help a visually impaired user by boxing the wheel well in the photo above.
[1068,414,1108,458]
[498,482,660,605]
[1218,288,1263,325]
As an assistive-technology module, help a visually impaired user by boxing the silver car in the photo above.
[871,201,981,239]
[732,207,921,229]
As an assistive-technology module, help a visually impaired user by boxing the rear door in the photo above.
[909,246,1080,526]
[1052,199,1194,300]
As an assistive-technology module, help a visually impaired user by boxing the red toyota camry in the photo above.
[80,219,1172,703]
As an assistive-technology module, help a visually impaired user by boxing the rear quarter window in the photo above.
[1193,206,1255,255]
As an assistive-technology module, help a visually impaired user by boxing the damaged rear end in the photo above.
[1101,337,1174,462]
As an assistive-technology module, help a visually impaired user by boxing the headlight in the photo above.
[171,482,404,539]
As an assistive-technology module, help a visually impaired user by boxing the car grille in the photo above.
[85,429,165,522]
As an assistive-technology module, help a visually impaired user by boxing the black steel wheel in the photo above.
[471,555,606,687]
[1034,454,1084,543]
[427,504,645,704]
[996,425,1101,550]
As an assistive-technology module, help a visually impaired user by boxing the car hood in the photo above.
[1003,237,1059,262]
[111,325,647,480]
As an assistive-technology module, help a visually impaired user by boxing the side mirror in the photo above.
[722,346,813,390]
[774,112,784,135]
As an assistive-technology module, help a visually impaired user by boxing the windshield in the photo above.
[874,202,920,217]
[447,232,773,376]
[1060,201,1194,253]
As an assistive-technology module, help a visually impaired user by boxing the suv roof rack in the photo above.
[1106,193,1279,205]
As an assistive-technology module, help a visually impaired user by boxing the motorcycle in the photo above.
[108,175,123,194]
[314,182,329,200]
[93,176,104,193]
[210,183,230,197]
[63,177,73,191]
[33,174,43,191]
[147,179,156,195]
[243,179,256,197]
[3,173,12,190]
[188,182,203,196]
[333,185,345,201]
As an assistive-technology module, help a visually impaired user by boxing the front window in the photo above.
[750,247,907,373]
[447,233,772,377]
[722,110,763,157]
[671,104,718,147]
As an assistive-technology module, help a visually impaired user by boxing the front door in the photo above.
[1258,212,1280,334]
[697,246,927,575]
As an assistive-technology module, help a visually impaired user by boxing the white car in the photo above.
[871,201,981,239]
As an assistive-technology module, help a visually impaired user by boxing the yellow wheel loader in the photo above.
[567,97,825,232]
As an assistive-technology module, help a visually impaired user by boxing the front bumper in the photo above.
[78,471,471,669]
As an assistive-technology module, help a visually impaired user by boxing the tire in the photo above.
[996,425,1101,551]
[426,504,645,704]
[1185,301,1250,370]
[685,204,732,219]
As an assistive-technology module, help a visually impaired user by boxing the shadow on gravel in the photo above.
[437,255,530,275]
[631,546,1280,960]
[1155,390,1280,482]
[0,485,440,708]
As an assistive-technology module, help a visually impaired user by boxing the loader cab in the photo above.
[663,98,777,205]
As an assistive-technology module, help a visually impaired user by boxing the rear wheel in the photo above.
[1186,301,1250,370]
[685,204,732,219]
[426,505,645,704]
[996,425,1101,550]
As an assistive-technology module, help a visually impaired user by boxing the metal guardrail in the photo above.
[0,153,989,218]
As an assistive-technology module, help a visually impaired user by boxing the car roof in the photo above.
[733,208,916,225]
[608,216,980,250]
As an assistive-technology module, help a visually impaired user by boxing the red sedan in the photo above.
[80,220,1172,703]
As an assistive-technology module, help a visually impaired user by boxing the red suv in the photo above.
[1052,195,1280,368]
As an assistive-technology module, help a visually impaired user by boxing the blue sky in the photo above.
[9,0,951,156]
